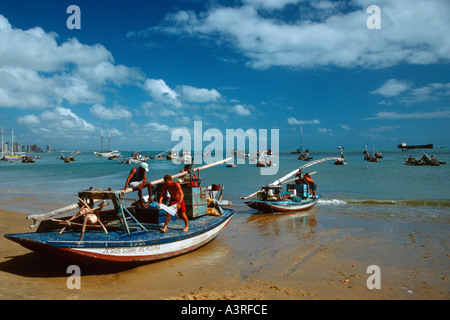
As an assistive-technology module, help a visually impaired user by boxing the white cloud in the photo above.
[365,110,450,120]
[371,79,412,97]
[0,15,112,72]
[150,0,450,69]
[143,78,181,108]
[371,80,450,105]
[90,104,133,120]
[317,127,333,135]
[177,85,222,103]
[77,61,144,86]
[0,14,143,109]
[16,106,96,145]
[17,114,41,126]
[242,0,301,10]
[232,104,251,116]
[287,117,320,125]
[144,121,172,132]
[142,101,177,117]
[40,107,96,132]
[407,83,450,103]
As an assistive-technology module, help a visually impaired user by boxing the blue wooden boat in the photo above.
[245,194,320,213]
[244,184,320,213]
[5,204,234,265]
[242,157,338,213]
[4,160,234,265]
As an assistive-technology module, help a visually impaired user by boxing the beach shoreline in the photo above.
[1,203,448,300]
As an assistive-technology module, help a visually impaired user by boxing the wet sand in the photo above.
[0,205,449,300]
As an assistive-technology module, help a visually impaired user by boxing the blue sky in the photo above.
[0,0,449,151]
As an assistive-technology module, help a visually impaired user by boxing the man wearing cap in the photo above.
[122,162,153,207]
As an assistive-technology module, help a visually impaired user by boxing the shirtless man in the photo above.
[159,174,189,233]
[303,172,317,199]
[122,162,153,207]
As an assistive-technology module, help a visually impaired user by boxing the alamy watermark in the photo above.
[66,5,81,30]
[171,121,279,175]
[366,5,381,30]
[366,265,381,289]
[66,265,81,289]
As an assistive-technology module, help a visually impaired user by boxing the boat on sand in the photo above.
[5,158,234,265]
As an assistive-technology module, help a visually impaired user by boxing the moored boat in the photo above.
[405,150,446,166]
[334,146,346,165]
[242,157,338,213]
[244,185,320,213]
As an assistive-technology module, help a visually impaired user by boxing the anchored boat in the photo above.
[242,157,338,213]
[4,159,234,265]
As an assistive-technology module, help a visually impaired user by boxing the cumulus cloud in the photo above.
[143,78,181,108]
[232,104,251,116]
[40,107,96,132]
[0,14,143,109]
[177,85,222,103]
[144,121,172,132]
[17,114,41,126]
[90,104,133,120]
[145,0,450,70]
[371,79,412,97]
[17,106,96,144]
[371,79,450,104]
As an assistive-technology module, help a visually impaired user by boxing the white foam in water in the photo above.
[318,199,347,205]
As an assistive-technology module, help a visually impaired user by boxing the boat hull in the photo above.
[245,196,320,213]
[5,209,234,265]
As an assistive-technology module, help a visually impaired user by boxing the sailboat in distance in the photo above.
[93,131,121,158]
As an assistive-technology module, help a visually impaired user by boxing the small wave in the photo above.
[343,199,450,207]
[317,198,450,207]
[318,199,347,205]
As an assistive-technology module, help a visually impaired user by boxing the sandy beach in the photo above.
[1,204,448,301]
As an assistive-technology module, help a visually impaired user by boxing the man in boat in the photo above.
[179,164,199,187]
[303,172,317,199]
[159,174,189,233]
[122,162,153,208]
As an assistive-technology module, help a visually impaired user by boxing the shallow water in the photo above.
[1,149,449,299]
[0,148,449,221]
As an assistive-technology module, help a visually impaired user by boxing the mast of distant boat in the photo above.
[100,130,103,153]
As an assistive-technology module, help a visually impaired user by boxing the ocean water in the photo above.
[0,148,449,222]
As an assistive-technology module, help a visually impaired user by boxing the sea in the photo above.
[0,148,449,222]
[1,148,449,299]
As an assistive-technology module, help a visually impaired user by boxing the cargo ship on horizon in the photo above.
[397,142,433,149]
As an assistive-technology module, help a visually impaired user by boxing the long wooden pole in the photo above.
[241,157,339,199]
[122,157,232,194]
